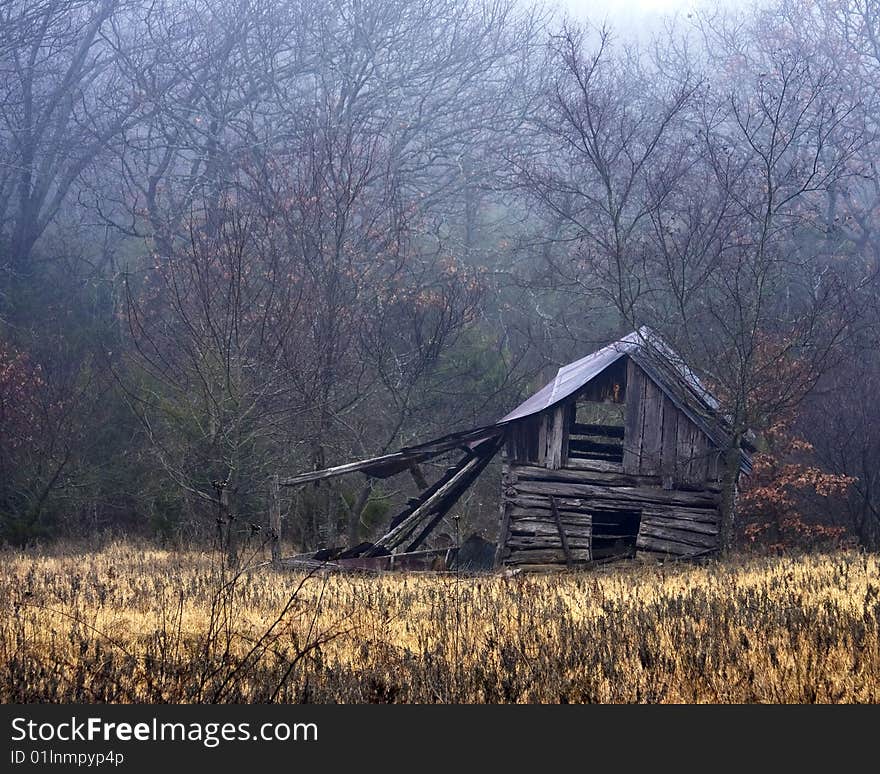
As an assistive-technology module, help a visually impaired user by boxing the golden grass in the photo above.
[1,541,878,702]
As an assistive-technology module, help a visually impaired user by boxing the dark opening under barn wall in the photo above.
[590,509,641,560]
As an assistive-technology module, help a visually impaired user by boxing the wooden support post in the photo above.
[545,405,568,470]
[269,474,281,567]
[550,495,573,568]
[409,464,429,491]
[495,500,511,567]
[623,358,644,475]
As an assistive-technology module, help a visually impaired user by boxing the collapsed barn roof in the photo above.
[281,424,503,486]
[285,327,748,487]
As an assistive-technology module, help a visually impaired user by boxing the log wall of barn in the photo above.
[497,458,721,566]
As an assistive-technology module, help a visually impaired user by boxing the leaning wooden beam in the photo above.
[367,454,487,555]
[402,480,470,553]
[387,461,469,532]
[269,474,282,567]
[549,496,573,568]
[373,457,485,553]
[280,426,503,486]
[404,443,499,552]
[279,449,439,486]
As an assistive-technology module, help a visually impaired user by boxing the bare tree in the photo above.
[122,200,313,560]
[754,0,880,267]
[0,0,147,278]
[254,95,490,546]
[103,0,314,254]
[800,319,880,550]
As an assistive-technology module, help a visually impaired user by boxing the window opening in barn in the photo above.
[568,358,627,464]
[590,509,641,560]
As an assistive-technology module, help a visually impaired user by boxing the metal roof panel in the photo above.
[498,331,641,423]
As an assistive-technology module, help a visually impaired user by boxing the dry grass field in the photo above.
[1,542,878,703]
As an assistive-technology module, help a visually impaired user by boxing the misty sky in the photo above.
[557,0,753,26]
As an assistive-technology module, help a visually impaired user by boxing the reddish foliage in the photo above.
[739,418,854,552]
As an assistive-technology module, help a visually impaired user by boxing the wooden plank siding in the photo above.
[660,399,678,489]
[623,357,720,485]
[505,415,541,464]
[639,375,664,475]
[538,404,569,470]
[622,358,646,475]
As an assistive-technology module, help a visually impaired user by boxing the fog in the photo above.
[558,0,754,26]
[0,0,877,554]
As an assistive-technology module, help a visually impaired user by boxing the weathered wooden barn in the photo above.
[494,329,752,567]
[281,328,752,569]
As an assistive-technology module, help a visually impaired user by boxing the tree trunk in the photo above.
[718,436,743,555]
[309,440,333,548]
[462,157,478,261]
[221,487,238,568]
[344,483,371,548]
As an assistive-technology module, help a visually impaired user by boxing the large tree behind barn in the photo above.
[282,328,752,570]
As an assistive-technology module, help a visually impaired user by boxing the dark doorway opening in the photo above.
[591,509,641,560]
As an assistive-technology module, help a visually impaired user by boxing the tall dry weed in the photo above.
[1,542,878,702]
